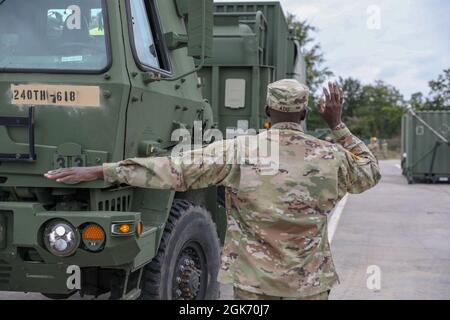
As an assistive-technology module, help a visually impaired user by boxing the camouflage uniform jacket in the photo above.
[103,122,381,298]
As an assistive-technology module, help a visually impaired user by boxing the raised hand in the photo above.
[317,82,345,130]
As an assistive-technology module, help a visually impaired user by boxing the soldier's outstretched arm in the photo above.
[317,82,381,196]
[45,139,241,191]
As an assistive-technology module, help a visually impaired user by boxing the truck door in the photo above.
[120,0,205,159]
[0,0,130,186]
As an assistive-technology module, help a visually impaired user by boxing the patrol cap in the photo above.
[266,79,310,113]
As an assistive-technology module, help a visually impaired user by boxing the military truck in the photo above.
[0,0,223,300]
[401,110,450,184]
[199,1,306,134]
[0,0,306,300]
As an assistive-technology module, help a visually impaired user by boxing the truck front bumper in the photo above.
[0,202,157,294]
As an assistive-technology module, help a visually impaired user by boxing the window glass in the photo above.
[129,0,161,69]
[0,0,108,71]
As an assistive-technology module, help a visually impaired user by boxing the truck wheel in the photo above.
[141,199,221,300]
[41,293,75,300]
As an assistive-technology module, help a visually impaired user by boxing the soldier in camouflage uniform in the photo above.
[381,140,389,159]
[45,80,381,300]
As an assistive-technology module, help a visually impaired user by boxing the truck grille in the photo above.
[92,189,133,212]
[0,260,11,285]
[98,195,132,211]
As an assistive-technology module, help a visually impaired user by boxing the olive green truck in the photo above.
[0,0,305,300]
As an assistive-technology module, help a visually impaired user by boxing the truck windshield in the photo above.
[0,0,109,72]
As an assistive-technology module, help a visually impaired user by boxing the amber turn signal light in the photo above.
[82,224,105,241]
[137,222,143,238]
[111,222,135,236]
[118,224,131,234]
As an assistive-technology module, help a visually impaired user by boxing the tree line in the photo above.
[288,14,450,140]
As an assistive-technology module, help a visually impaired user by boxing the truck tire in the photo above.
[141,199,221,300]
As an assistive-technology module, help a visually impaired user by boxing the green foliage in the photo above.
[338,77,363,118]
[411,69,450,110]
[285,15,403,139]
[337,78,406,139]
[410,92,425,110]
[286,15,449,139]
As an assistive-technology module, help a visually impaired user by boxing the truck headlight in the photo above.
[43,220,80,257]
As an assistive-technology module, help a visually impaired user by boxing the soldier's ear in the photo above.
[265,105,271,118]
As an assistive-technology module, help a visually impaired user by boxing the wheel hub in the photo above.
[173,247,204,300]
[180,259,201,299]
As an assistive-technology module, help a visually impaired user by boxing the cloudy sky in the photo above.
[217,0,450,98]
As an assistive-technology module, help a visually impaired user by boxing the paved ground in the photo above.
[329,160,450,300]
[1,160,449,300]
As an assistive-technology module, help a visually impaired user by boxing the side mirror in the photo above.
[156,0,213,82]
[175,0,213,59]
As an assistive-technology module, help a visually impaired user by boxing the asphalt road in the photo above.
[1,160,449,300]
[329,160,450,300]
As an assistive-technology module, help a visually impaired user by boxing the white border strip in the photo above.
[328,194,349,243]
